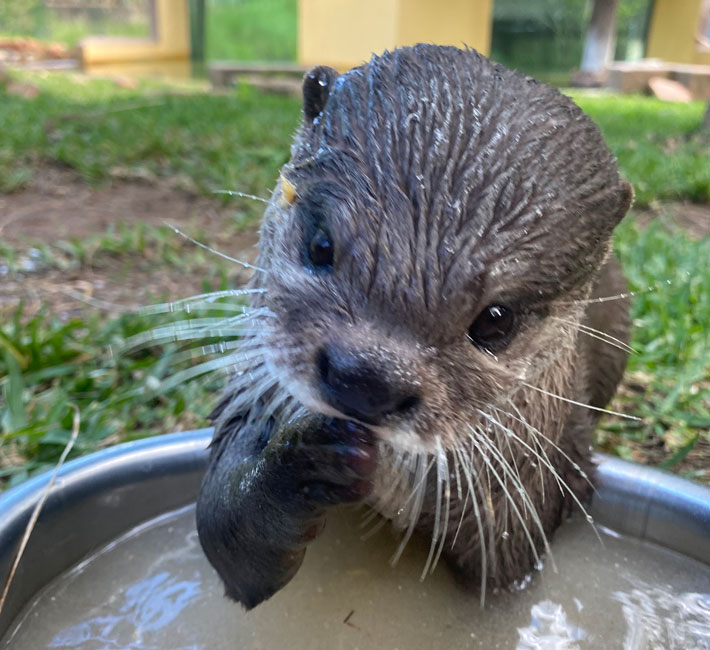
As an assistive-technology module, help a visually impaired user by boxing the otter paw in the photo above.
[269,417,377,507]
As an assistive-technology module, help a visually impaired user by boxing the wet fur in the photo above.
[196,45,633,609]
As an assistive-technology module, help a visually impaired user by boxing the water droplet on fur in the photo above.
[502,531,510,540]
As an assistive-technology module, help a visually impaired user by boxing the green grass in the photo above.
[598,218,710,481]
[206,0,298,62]
[574,93,710,206]
[0,301,228,488]
[0,71,300,203]
[0,70,709,488]
[2,73,707,209]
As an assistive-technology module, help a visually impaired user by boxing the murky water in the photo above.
[3,506,710,650]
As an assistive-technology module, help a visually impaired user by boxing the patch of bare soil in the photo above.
[631,202,710,239]
[0,166,260,317]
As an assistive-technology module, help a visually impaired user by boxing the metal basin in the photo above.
[1,429,709,639]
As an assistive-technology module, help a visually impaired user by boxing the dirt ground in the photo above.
[2,166,708,319]
[0,166,260,317]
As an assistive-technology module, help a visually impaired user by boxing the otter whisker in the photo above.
[468,427,553,572]
[485,407,546,503]
[421,437,450,578]
[367,445,411,524]
[359,511,389,541]
[494,405,564,499]
[557,290,635,306]
[452,443,487,607]
[552,317,636,354]
[433,447,452,574]
[136,339,265,369]
[155,354,260,393]
[212,189,270,203]
[139,288,271,315]
[391,453,434,566]
[259,385,294,425]
[423,452,443,580]
[451,443,463,501]
[166,223,266,273]
[476,424,539,534]
[486,413,530,512]
[217,367,274,418]
[122,312,273,351]
[480,409,602,545]
[449,444,469,547]
[522,382,642,421]
[284,401,309,425]
[502,400,596,494]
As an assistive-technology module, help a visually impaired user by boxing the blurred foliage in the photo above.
[0,0,151,44]
[598,219,710,481]
[0,0,40,35]
[492,0,652,78]
[206,0,297,62]
[0,70,300,206]
[575,93,710,205]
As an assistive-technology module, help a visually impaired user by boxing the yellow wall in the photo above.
[299,0,493,71]
[646,0,710,65]
[81,0,190,67]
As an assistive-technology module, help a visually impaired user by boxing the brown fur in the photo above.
[201,44,632,603]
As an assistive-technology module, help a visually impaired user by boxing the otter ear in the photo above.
[615,179,634,224]
[302,66,339,124]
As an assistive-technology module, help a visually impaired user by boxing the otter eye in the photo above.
[308,227,334,269]
[468,305,515,351]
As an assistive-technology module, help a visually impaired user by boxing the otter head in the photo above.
[256,45,632,454]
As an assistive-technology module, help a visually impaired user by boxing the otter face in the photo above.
[255,46,632,454]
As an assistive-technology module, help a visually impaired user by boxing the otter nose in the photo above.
[316,345,420,424]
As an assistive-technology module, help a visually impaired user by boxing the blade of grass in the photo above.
[0,405,80,616]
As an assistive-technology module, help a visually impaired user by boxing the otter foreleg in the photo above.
[196,414,376,609]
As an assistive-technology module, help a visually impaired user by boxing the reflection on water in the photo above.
[614,587,710,650]
[49,572,202,649]
[516,600,588,649]
[3,506,710,650]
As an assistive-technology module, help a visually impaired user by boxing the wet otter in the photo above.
[196,44,633,610]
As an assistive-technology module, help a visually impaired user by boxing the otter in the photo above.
[196,44,633,610]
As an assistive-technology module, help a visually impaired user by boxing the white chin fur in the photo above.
[266,354,435,454]
[287,380,435,454]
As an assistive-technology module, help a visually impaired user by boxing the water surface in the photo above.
[4,506,710,649]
